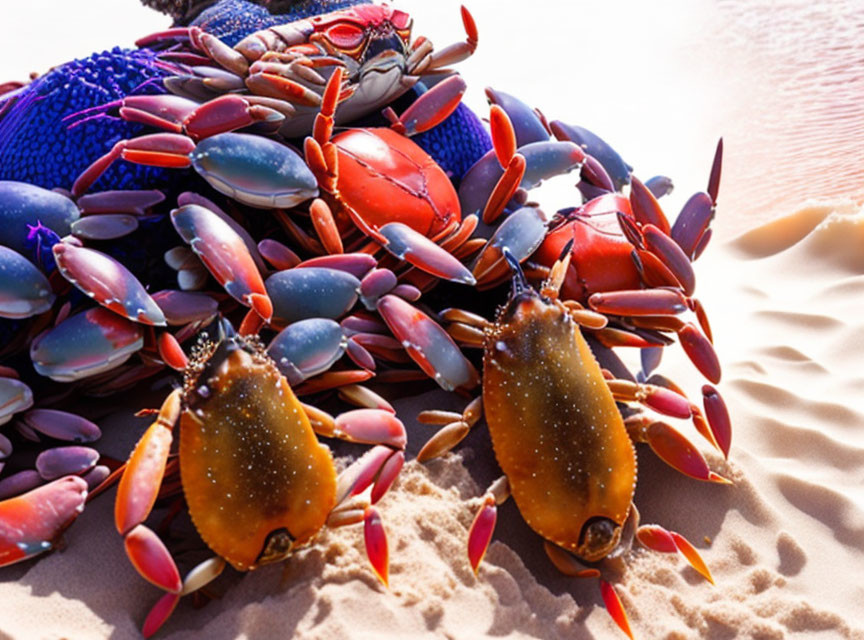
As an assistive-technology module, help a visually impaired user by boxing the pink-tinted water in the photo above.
[713,0,864,231]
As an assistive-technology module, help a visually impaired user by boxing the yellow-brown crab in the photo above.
[418,247,730,638]
[114,322,406,636]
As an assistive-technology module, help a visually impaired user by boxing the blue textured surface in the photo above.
[414,102,491,185]
[0,0,489,192]
[191,0,363,46]
[0,48,172,191]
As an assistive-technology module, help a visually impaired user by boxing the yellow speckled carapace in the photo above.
[483,292,636,562]
[179,337,337,571]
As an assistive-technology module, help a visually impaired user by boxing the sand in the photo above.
[2,0,864,639]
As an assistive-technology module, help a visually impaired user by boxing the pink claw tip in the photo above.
[467,498,497,574]
[363,507,389,587]
[142,592,181,638]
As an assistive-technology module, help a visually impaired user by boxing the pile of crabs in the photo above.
[0,1,732,637]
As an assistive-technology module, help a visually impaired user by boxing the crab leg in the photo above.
[625,415,731,484]
[115,390,183,588]
[384,75,467,137]
[416,396,483,462]
[467,475,510,573]
[482,106,526,224]
[411,6,478,74]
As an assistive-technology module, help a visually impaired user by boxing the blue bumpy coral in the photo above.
[0,0,490,191]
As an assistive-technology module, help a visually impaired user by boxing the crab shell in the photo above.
[483,291,636,562]
[330,127,461,238]
[533,213,641,302]
[178,336,337,570]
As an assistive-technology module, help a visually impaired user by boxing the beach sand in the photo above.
[1,1,863,638]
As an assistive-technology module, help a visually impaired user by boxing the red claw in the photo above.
[702,385,731,458]
[142,592,181,638]
[124,524,182,593]
[630,175,670,234]
[644,421,730,484]
[669,531,715,584]
[363,506,389,587]
[636,524,677,553]
[679,323,722,383]
[467,495,497,573]
[600,580,634,640]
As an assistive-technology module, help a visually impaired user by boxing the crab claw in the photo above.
[363,506,389,587]
[702,385,731,459]
[549,121,632,190]
[0,475,88,567]
[642,224,696,296]
[0,245,55,319]
[599,580,634,640]
[171,204,272,321]
[125,524,183,593]
[468,494,497,574]
[377,294,479,391]
[53,243,167,326]
[0,181,80,253]
[377,223,475,285]
[190,133,318,208]
[334,410,407,450]
[388,75,466,136]
[637,524,714,584]
[30,308,144,382]
[142,592,181,639]
[266,267,360,325]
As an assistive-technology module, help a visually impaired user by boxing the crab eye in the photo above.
[390,9,411,30]
[325,23,366,50]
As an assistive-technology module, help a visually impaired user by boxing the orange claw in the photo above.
[490,104,516,169]
[600,580,634,639]
[467,495,497,573]
[363,506,389,587]
[670,531,715,585]
[481,153,526,224]
[115,390,180,535]
[636,524,677,553]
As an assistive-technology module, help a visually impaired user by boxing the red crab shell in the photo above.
[331,127,461,238]
[534,195,641,301]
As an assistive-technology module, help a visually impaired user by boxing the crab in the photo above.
[113,320,406,635]
[415,248,731,638]
[111,3,478,140]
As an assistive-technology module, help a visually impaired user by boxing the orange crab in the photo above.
[417,247,730,638]
[114,323,406,636]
